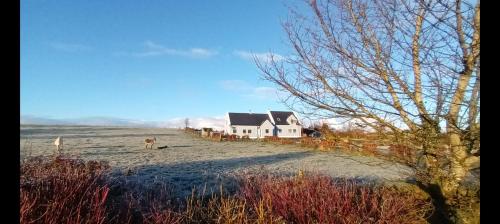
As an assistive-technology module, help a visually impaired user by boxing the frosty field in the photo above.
[20,125,414,198]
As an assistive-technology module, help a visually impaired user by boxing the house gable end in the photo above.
[269,111,298,125]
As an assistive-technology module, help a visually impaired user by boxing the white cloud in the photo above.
[323,117,383,132]
[234,50,284,63]
[21,115,161,127]
[158,116,225,130]
[323,118,346,130]
[298,117,372,130]
[144,40,165,50]
[21,115,226,130]
[189,48,218,57]
[49,42,92,52]
[190,117,225,130]
[130,41,218,58]
[21,115,71,125]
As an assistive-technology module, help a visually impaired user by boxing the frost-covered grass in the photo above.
[20,125,414,199]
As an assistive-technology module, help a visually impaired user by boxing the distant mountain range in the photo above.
[21,115,225,130]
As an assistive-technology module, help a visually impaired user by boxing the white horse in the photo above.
[144,136,156,149]
[54,136,63,153]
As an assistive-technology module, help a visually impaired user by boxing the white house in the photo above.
[224,112,274,139]
[224,110,302,139]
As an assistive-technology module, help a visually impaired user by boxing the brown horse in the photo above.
[144,137,156,149]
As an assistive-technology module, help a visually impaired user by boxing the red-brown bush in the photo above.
[238,174,433,224]
[21,156,433,224]
[20,155,111,224]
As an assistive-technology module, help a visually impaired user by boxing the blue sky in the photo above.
[21,0,306,126]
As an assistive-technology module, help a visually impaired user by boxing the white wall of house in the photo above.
[224,113,231,135]
[275,124,302,138]
[228,125,258,138]
[287,114,300,125]
[259,120,275,138]
[226,120,275,139]
[291,111,301,125]
[275,114,302,138]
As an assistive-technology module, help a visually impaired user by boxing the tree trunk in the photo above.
[441,131,469,199]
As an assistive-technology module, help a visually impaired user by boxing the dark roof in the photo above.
[228,113,270,126]
[269,111,297,125]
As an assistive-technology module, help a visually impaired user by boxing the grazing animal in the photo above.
[54,136,63,153]
[297,169,304,178]
[144,137,156,149]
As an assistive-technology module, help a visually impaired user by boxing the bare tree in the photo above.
[184,118,190,129]
[257,0,479,204]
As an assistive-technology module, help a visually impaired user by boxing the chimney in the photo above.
[249,109,252,114]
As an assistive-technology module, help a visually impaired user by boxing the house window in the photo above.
[265,129,269,133]
[243,129,246,134]
[232,128,237,134]
[291,119,295,124]
[248,129,252,134]
[293,129,297,133]
[277,118,281,122]
[289,129,292,133]
[278,129,282,133]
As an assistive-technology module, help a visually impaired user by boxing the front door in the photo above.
[257,127,261,138]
